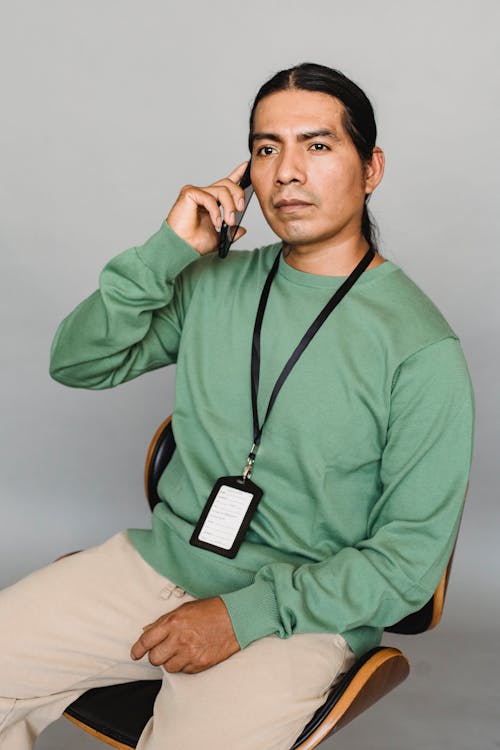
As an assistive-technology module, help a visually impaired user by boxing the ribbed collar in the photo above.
[277,248,398,289]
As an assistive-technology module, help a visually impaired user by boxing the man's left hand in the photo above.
[130,596,240,674]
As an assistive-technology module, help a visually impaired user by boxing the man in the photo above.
[0,63,473,750]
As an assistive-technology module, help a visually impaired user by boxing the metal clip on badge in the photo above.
[241,443,258,482]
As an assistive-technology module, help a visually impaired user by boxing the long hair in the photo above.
[249,63,379,251]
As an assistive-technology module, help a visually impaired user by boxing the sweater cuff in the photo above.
[221,578,284,649]
[135,221,200,279]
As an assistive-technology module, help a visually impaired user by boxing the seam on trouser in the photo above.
[0,698,17,732]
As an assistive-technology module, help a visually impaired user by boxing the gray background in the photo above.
[1,1,498,748]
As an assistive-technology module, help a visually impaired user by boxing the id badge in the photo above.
[190,476,263,559]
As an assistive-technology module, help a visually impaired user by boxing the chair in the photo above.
[64,416,462,749]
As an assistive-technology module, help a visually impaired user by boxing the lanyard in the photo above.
[242,245,374,480]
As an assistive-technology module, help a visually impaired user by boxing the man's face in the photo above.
[250,89,381,252]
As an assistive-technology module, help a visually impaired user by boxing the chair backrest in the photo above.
[144,416,462,637]
[386,485,466,634]
[144,416,176,510]
[384,554,455,634]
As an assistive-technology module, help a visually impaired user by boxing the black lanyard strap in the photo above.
[250,245,374,453]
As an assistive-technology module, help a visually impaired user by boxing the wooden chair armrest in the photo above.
[292,646,410,750]
[64,712,133,750]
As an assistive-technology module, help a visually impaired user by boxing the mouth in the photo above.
[273,199,313,213]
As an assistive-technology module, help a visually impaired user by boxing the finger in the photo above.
[212,164,248,211]
[130,638,148,661]
[147,638,176,667]
[227,161,249,185]
[142,612,166,630]
[131,627,171,663]
[130,620,169,660]
[162,654,190,674]
[182,186,223,229]
[202,184,240,226]
[231,226,247,243]
[182,659,217,674]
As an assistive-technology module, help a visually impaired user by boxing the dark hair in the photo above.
[249,63,379,251]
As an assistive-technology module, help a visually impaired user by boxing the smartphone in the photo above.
[217,162,253,258]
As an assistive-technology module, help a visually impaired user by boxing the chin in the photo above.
[268,219,315,246]
[276,227,325,248]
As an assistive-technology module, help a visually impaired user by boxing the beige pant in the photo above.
[0,532,355,750]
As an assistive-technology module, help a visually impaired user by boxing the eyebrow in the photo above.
[251,129,340,145]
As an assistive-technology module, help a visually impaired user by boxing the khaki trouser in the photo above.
[0,532,355,750]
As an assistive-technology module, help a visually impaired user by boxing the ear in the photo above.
[364,146,385,195]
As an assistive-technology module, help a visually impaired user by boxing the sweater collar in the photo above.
[277,247,398,289]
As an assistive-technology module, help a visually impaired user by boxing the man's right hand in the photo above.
[166,162,249,255]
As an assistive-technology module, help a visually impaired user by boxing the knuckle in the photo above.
[167,611,179,626]
[192,660,207,673]
[200,655,211,668]
[148,650,162,667]
[176,631,190,646]
[215,185,232,200]
[170,662,183,674]
[189,649,205,667]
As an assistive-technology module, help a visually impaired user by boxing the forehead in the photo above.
[252,89,347,135]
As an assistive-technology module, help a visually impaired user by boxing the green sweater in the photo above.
[50,222,474,657]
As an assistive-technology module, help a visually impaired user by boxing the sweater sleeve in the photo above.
[221,337,474,652]
[49,222,200,389]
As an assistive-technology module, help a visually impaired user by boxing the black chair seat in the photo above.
[66,680,161,748]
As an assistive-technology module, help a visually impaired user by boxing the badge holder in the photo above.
[190,447,263,559]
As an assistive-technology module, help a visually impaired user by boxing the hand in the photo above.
[166,162,249,255]
[130,596,240,674]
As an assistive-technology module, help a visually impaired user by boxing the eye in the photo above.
[309,143,330,152]
[255,145,278,156]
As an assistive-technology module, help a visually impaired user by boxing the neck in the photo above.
[283,237,385,276]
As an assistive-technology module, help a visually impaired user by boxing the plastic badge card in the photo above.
[190,476,263,558]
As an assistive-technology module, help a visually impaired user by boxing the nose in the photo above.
[274,147,306,186]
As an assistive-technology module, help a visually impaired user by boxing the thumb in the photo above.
[232,226,247,244]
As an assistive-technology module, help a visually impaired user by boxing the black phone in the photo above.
[217,162,253,258]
